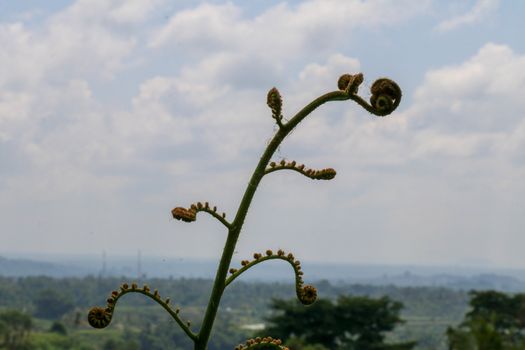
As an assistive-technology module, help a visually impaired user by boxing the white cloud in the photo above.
[109,0,166,24]
[255,42,525,266]
[435,0,500,32]
[1,1,524,268]
[151,0,431,57]
[0,11,135,89]
[407,43,525,142]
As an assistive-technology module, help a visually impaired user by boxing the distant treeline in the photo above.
[0,276,476,349]
[0,276,469,319]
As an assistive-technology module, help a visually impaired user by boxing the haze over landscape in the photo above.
[1,0,524,271]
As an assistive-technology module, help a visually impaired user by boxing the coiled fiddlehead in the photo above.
[87,283,196,340]
[369,78,402,116]
[267,87,284,128]
[337,73,402,117]
[226,249,317,305]
[172,201,231,228]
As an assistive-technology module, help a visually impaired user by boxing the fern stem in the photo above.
[195,90,351,349]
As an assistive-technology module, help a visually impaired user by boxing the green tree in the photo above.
[0,310,33,350]
[285,337,329,350]
[33,289,74,320]
[49,321,67,336]
[265,296,416,350]
[447,290,525,350]
[103,337,140,350]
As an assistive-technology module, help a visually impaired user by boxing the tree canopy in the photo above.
[447,290,525,350]
[265,296,416,350]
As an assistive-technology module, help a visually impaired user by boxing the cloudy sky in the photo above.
[1,0,524,269]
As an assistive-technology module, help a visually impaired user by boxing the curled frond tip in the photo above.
[338,73,401,116]
[267,87,283,123]
[171,207,196,222]
[171,201,230,227]
[370,78,402,116]
[235,336,289,350]
[299,285,318,305]
[88,307,112,329]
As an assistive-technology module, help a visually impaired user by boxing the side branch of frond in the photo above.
[172,201,231,228]
[225,250,317,305]
[87,283,196,340]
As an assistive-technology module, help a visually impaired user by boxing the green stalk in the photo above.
[195,90,351,349]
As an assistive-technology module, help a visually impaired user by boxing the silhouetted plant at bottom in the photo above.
[87,73,402,349]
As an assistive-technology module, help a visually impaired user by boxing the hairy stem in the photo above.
[195,90,351,349]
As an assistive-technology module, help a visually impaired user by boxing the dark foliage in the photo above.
[265,296,416,350]
[447,290,525,349]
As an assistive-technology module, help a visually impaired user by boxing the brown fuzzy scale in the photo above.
[338,74,351,90]
[337,73,363,94]
[311,168,336,180]
[171,207,196,222]
[172,202,231,228]
[267,87,282,120]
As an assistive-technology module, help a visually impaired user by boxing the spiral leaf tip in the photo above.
[312,168,336,180]
[267,87,283,121]
[88,307,111,329]
[171,207,196,222]
[369,78,402,116]
[300,285,318,305]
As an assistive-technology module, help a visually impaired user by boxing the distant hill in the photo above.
[2,254,525,292]
[0,256,89,277]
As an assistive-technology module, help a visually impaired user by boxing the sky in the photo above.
[0,0,524,269]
